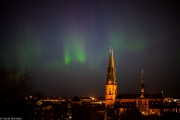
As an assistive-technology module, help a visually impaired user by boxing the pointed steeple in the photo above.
[105,47,117,106]
[107,47,116,84]
[108,47,115,68]
[140,68,145,98]
[141,68,144,84]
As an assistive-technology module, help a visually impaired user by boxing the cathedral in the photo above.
[105,48,164,116]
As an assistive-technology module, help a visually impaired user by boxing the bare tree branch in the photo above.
[0,67,35,100]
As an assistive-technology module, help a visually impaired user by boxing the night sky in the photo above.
[0,0,180,97]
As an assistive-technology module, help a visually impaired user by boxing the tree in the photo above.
[0,67,34,99]
[0,67,35,116]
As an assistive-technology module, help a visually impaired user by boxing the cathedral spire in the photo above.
[107,47,116,84]
[105,47,117,106]
[140,68,145,98]
[108,47,115,68]
[141,68,144,84]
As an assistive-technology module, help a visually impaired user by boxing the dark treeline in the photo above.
[0,67,43,117]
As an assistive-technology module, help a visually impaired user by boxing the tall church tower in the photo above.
[105,48,117,106]
[140,69,145,98]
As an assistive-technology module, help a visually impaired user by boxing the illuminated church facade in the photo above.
[105,48,165,116]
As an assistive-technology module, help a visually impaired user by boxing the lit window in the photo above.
[109,88,111,94]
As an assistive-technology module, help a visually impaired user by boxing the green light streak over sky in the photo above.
[0,33,42,72]
[17,40,42,72]
[108,30,147,54]
[63,32,86,65]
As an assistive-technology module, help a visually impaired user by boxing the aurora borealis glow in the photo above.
[0,0,180,97]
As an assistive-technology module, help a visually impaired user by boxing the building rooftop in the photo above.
[116,94,163,99]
